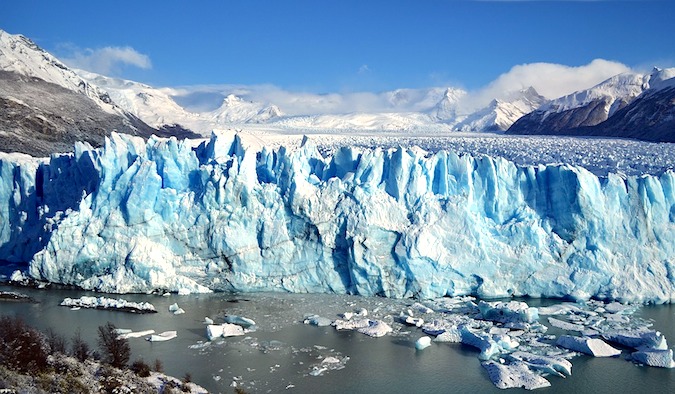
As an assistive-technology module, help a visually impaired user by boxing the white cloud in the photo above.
[358,64,371,74]
[462,59,631,111]
[61,46,152,75]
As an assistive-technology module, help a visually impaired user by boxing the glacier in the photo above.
[0,131,674,302]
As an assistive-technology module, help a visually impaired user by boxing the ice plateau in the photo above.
[0,131,674,302]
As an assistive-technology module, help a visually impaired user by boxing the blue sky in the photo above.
[2,0,674,95]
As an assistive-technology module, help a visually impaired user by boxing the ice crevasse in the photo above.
[0,131,673,302]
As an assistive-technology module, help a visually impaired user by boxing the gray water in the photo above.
[1,285,673,394]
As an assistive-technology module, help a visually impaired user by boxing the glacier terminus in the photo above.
[0,131,673,303]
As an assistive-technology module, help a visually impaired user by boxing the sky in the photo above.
[2,0,674,112]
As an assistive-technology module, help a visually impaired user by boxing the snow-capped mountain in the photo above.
[455,87,547,132]
[507,68,675,140]
[430,88,466,121]
[210,94,283,124]
[1,30,123,116]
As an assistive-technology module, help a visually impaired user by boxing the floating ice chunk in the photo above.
[537,303,584,316]
[493,334,519,351]
[339,312,354,320]
[603,302,633,314]
[478,301,539,324]
[168,303,185,315]
[322,356,340,364]
[482,360,551,390]
[602,330,668,350]
[204,317,214,325]
[631,348,675,368]
[354,308,368,317]
[117,330,155,339]
[223,315,256,328]
[410,302,433,314]
[415,336,432,350]
[556,335,621,357]
[357,320,393,338]
[433,327,462,343]
[304,314,332,327]
[9,270,28,282]
[399,313,424,327]
[421,319,450,336]
[461,328,502,360]
[333,318,370,331]
[510,351,572,377]
[61,296,156,313]
[113,328,132,335]
[207,323,245,340]
[148,331,177,342]
[548,317,586,332]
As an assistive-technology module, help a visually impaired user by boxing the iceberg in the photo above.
[631,348,675,368]
[556,335,621,357]
[415,336,432,350]
[0,131,673,302]
[482,360,551,390]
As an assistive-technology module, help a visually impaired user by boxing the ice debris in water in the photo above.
[415,336,432,350]
[482,360,552,390]
[303,314,332,327]
[60,296,156,313]
[207,323,245,340]
[168,303,185,315]
[223,315,256,328]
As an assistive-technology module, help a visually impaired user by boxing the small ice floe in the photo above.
[207,323,245,340]
[117,330,155,339]
[433,327,462,343]
[303,314,332,327]
[548,317,586,332]
[482,360,551,390]
[223,315,256,328]
[61,296,157,313]
[602,329,668,350]
[204,317,214,325]
[357,320,392,338]
[333,318,391,337]
[537,303,584,316]
[461,329,517,360]
[70,307,81,311]
[631,348,675,368]
[556,335,621,357]
[409,302,434,314]
[168,303,185,315]
[148,331,178,342]
[509,351,572,377]
[338,308,367,320]
[399,312,424,327]
[113,328,132,335]
[415,336,432,350]
[477,300,539,324]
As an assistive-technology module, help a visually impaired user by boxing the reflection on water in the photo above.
[0,285,673,393]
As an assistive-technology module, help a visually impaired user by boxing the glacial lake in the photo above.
[1,285,673,393]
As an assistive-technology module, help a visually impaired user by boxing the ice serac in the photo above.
[0,131,674,302]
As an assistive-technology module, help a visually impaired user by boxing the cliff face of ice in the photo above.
[1,132,673,302]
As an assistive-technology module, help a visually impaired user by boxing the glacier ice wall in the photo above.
[0,132,673,302]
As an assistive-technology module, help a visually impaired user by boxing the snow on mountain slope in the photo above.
[430,88,466,121]
[76,70,201,128]
[508,68,675,138]
[455,87,547,132]
[209,94,283,124]
[0,29,122,116]
[2,132,673,302]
